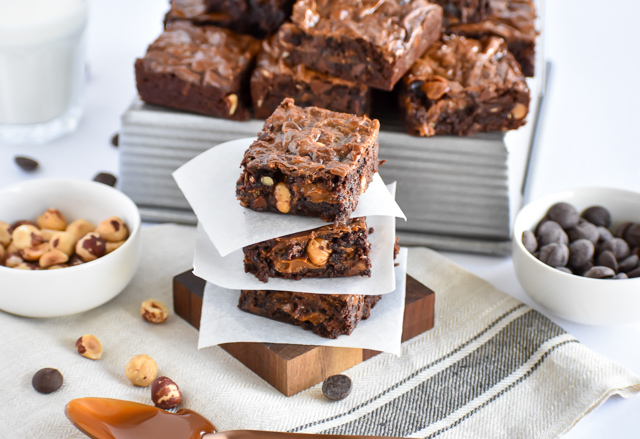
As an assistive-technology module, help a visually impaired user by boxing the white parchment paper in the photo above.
[198,248,408,355]
[173,137,406,256]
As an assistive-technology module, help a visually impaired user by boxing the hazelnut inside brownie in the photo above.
[236,98,380,223]
[243,217,372,282]
[399,35,530,137]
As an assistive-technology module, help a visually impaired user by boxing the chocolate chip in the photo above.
[111,133,119,147]
[577,261,594,276]
[619,254,639,273]
[596,226,614,243]
[93,172,117,187]
[599,238,630,260]
[584,266,616,279]
[521,230,537,253]
[580,206,611,228]
[14,156,39,171]
[624,223,640,248]
[567,220,599,244]
[368,227,374,234]
[539,243,569,267]
[322,374,352,401]
[568,239,594,269]
[614,222,633,239]
[555,266,572,274]
[547,202,580,229]
[32,368,63,394]
[613,273,629,279]
[628,267,640,279]
[596,250,618,272]
[536,221,568,246]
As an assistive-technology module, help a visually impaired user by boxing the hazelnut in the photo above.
[274,182,291,213]
[511,103,528,120]
[105,240,125,254]
[94,216,128,242]
[260,176,274,186]
[39,249,69,268]
[360,175,367,194]
[37,208,67,231]
[21,243,48,261]
[49,231,77,256]
[307,238,331,266]
[226,93,238,116]
[66,219,95,241]
[0,244,5,262]
[151,376,182,409]
[6,241,19,254]
[76,334,103,360]
[47,264,69,270]
[15,262,39,270]
[141,299,169,323]
[425,79,450,100]
[40,228,58,242]
[75,232,106,262]
[68,254,84,266]
[0,221,11,247]
[4,252,24,268]
[125,354,158,387]
[11,219,37,231]
[11,225,44,250]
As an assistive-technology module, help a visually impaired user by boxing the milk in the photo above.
[0,0,87,142]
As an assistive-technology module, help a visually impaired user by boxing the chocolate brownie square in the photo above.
[236,98,380,223]
[251,26,372,118]
[434,0,491,24]
[135,21,260,120]
[164,0,247,32]
[399,35,530,137]
[203,0,294,35]
[279,0,443,91]
[238,290,381,338]
[446,0,538,77]
[243,217,372,282]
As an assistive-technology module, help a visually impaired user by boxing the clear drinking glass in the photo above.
[0,0,88,144]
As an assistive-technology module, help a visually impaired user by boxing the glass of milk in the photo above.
[0,0,88,144]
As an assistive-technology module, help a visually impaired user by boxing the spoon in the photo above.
[66,398,399,439]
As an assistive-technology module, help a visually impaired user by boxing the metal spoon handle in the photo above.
[204,430,403,439]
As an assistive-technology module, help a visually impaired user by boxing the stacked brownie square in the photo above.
[235,99,385,339]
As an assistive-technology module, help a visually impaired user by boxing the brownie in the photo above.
[251,26,372,119]
[279,0,443,91]
[435,0,491,24]
[236,98,380,223]
[238,290,381,338]
[164,0,249,32]
[446,0,537,77]
[203,0,294,35]
[135,21,260,120]
[399,35,530,137]
[243,217,371,282]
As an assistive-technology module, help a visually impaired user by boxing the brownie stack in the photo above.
[235,99,387,339]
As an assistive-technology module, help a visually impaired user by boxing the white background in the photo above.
[1,0,639,437]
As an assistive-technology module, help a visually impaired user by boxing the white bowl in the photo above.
[0,179,142,318]
[513,187,640,326]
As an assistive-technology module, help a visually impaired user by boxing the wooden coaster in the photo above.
[173,271,435,396]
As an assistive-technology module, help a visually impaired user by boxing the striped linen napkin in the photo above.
[2,225,638,438]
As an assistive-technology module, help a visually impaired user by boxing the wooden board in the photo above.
[173,271,435,396]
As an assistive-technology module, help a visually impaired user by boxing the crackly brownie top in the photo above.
[291,0,442,57]
[242,98,380,178]
[255,25,368,89]
[140,21,260,92]
[254,217,367,246]
[167,0,236,23]
[403,35,528,98]
[447,0,537,42]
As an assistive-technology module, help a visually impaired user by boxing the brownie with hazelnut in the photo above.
[243,217,371,282]
[135,21,260,120]
[236,98,380,224]
[399,35,530,137]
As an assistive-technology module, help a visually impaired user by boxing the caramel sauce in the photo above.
[65,398,216,439]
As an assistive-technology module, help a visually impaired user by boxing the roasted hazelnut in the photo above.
[66,219,95,241]
[21,243,48,261]
[125,354,158,387]
[260,176,274,186]
[49,231,77,256]
[94,216,128,242]
[75,232,106,262]
[151,376,182,409]
[307,238,331,266]
[105,240,125,254]
[6,240,19,254]
[37,208,67,231]
[510,102,528,120]
[4,252,24,268]
[68,254,84,266]
[47,264,69,270]
[226,93,238,116]
[10,219,37,231]
[360,175,367,194]
[40,228,58,242]
[39,249,69,268]
[0,244,5,263]
[11,224,44,250]
[274,182,291,213]
[0,221,11,247]
[141,299,169,323]
[15,262,39,270]
[76,334,103,360]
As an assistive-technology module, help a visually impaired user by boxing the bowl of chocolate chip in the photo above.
[0,179,142,317]
[513,187,640,326]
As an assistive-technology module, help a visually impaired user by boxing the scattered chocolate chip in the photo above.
[539,243,569,268]
[111,133,119,147]
[14,156,39,172]
[596,250,618,272]
[567,220,599,244]
[32,368,63,394]
[584,266,616,279]
[547,202,580,229]
[568,239,594,269]
[600,238,630,260]
[536,221,568,246]
[521,230,537,253]
[322,374,352,401]
[93,172,117,187]
[368,227,374,234]
[618,254,639,273]
[580,206,611,228]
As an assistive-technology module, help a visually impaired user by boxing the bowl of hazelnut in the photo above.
[512,187,640,326]
[0,179,142,317]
